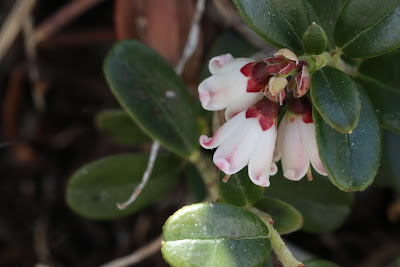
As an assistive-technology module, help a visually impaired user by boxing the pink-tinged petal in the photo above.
[279,61,296,75]
[263,57,284,64]
[198,73,246,111]
[266,62,288,74]
[281,117,309,181]
[270,162,278,175]
[218,58,254,74]
[273,114,287,161]
[209,54,234,74]
[303,123,328,176]
[213,117,259,174]
[248,126,277,187]
[199,111,246,149]
[224,91,264,120]
[294,65,310,98]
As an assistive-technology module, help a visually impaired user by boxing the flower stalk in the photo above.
[249,207,305,267]
[189,151,219,201]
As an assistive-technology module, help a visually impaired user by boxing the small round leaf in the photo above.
[103,40,199,157]
[334,0,400,58]
[254,197,303,234]
[311,66,361,133]
[218,167,264,207]
[162,203,271,267]
[314,85,381,191]
[233,0,311,53]
[66,153,182,220]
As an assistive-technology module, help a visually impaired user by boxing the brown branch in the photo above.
[33,0,106,44]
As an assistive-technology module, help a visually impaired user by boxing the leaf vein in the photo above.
[342,5,398,50]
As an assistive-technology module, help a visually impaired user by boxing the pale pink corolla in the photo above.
[200,99,278,187]
[274,97,327,181]
[198,54,270,120]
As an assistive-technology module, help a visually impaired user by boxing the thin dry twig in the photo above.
[33,0,106,44]
[116,140,160,209]
[99,235,163,267]
[175,0,206,74]
[33,218,52,265]
[0,0,37,62]
[23,11,48,111]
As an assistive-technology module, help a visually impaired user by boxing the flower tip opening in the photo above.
[214,158,231,174]
[253,176,270,187]
[284,169,303,181]
[199,135,212,148]
[209,53,234,73]
[270,162,278,175]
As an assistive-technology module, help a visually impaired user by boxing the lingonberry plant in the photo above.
[66,0,400,266]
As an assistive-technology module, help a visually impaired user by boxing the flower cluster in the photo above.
[199,49,327,187]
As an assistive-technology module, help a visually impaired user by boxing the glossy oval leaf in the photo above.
[314,86,381,191]
[357,50,400,134]
[304,259,340,267]
[162,203,271,267]
[95,109,150,145]
[233,0,311,54]
[103,40,199,157]
[218,167,264,207]
[265,167,353,233]
[305,0,346,50]
[66,153,182,220]
[302,23,328,55]
[254,197,303,234]
[311,66,361,133]
[334,0,400,58]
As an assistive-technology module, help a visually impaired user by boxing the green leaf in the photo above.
[357,50,400,134]
[162,203,271,267]
[303,259,340,267]
[314,86,381,191]
[393,257,400,267]
[233,0,312,54]
[376,130,400,193]
[334,0,400,58]
[254,197,303,234]
[265,168,353,233]
[311,66,361,133]
[305,0,346,50]
[66,153,182,220]
[302,23,328,55]
[262,258,273,267]
[95,109,150,145]
[103,40,199,157]
[185,164,207,203]
[218,167,264,207]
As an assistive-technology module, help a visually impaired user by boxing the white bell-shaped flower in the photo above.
[200,99,278,187]
[198,54,269,120]
[274,97,327,181]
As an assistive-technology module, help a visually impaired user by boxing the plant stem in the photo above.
[189,151,219,202]
[249,207,305,267]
